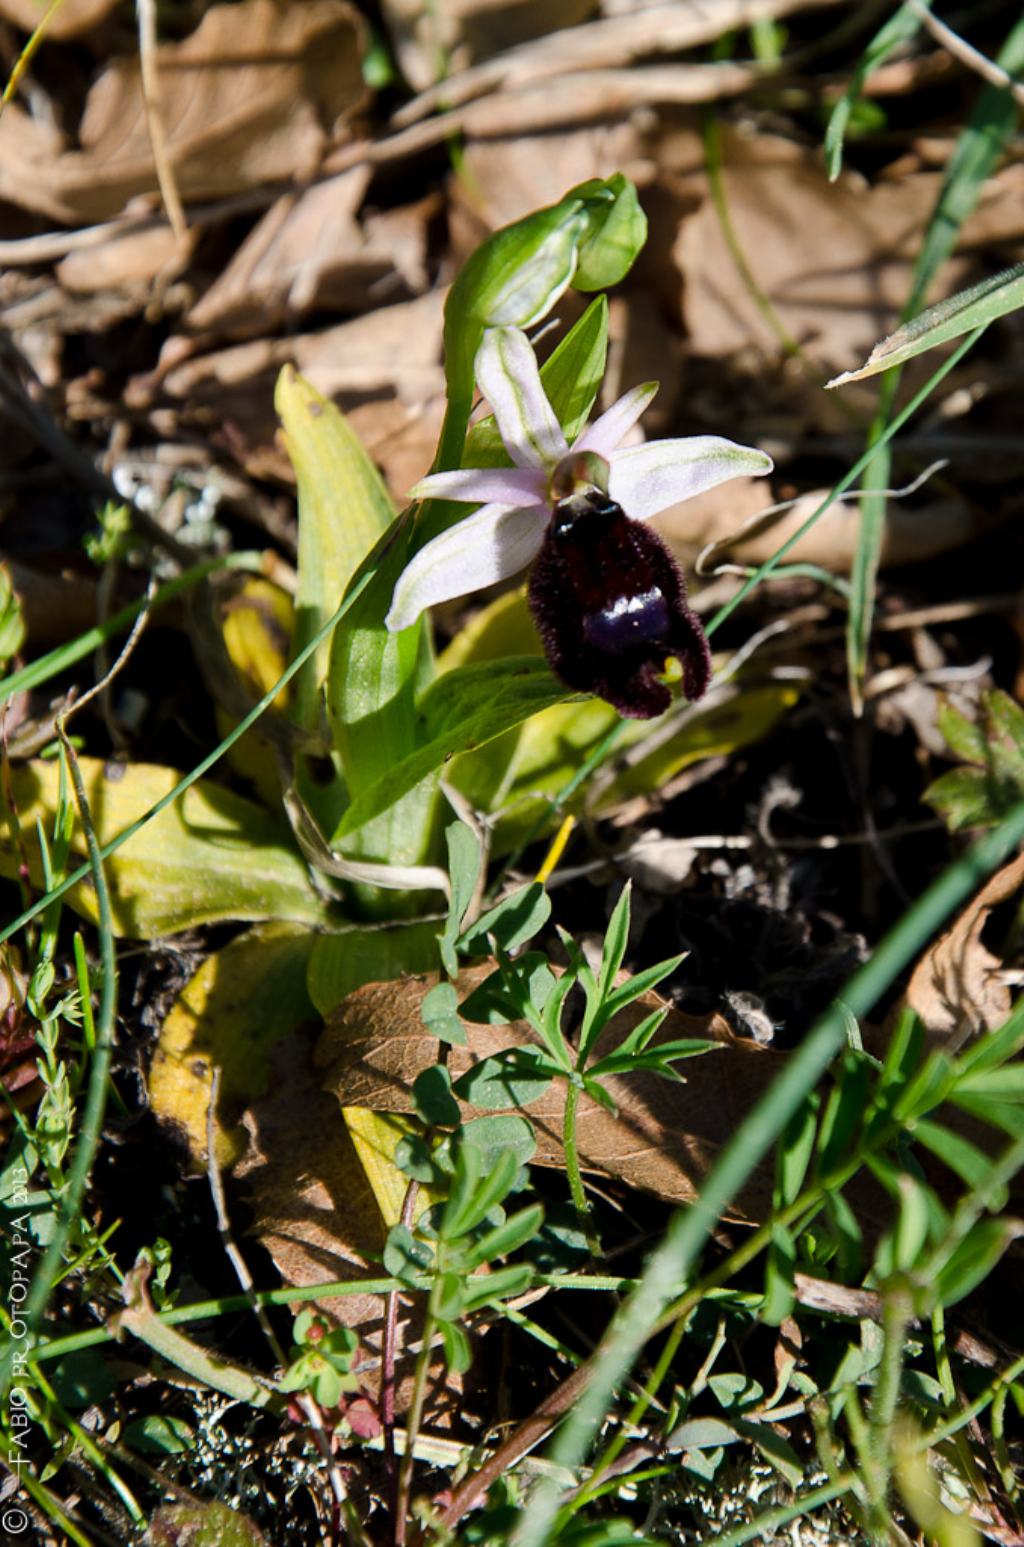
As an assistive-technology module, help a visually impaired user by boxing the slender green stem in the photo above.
[863,1282,912,1533]
[562,1080,594,1246]
[393,1269,442,1546]
[30,1269,634,1366]
[1,550,264,707]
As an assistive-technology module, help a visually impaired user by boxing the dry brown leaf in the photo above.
[159,290,444,406]
[663,485,983,575]
[317,966,780,1222]
[381,0,593,93]
[0,0,367,224]
[144,291,445,484]
[905,852,1024,1048]
[56,223,189,295]
[185,173,433,340]
[675,132,1024,377]
[236,1035,461,1419]
[391,0,849,121]
[447,122,647,244]
[0,0,119,37]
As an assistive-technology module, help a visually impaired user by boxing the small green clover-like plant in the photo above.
[278,1310,360,1409]
[925,690,1024,831]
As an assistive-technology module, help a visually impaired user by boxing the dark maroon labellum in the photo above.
[527,489,713,719]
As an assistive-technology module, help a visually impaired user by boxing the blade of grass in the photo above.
[706,323,985,640]
[846,14,1024,712]
[0,565,375,948]
[0,549,264,707]
[1,732,118,1392]
[512,793,1024,1546]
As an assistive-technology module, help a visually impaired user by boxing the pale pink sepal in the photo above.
[475,326,568,471]
[385,501,549,632]
[411,465,546,507]
[572,383,658,457]
[609,438,774,522]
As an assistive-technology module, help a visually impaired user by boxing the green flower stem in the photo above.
[863,1281,913,1534]
[393,1265,443,1547]
[562,1080,596,1250]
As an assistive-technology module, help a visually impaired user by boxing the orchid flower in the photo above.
[386,326,773,718]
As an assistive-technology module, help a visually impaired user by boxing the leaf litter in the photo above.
[2,0,1024,1540]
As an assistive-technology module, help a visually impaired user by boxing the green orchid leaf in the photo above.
[333,657,573,842]
[326,515,442,908]
[276,366,395,731]
[0,759,329,938]
[306,917,441,1016]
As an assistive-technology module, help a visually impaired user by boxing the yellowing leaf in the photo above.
[1,758,329,937]
[276,365,395,730]
[341,1107,422,1227]
[150,922,316,1169]
[218,576,294,808]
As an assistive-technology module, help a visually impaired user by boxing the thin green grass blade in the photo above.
[844,14,1024,711]
[0,568,375,948]
[825,2,930,182]
[0,551,263,708]
[830,261,1024,386]
[514,795,1024,1545]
